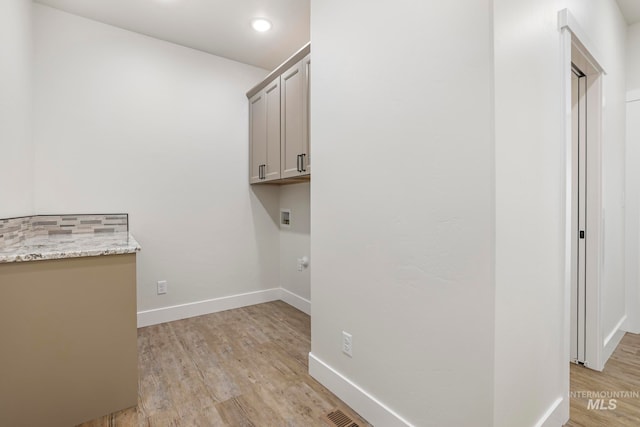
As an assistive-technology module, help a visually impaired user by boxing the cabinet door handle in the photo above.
[301,154,306,172]
[259,164,265,180]
[262,164,266,179]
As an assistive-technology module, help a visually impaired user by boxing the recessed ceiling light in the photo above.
[251,18,272,32]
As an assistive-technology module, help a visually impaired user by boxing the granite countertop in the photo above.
[0,232,141,263]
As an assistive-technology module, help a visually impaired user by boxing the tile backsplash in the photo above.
[0,217,31,248]
[0,214,128,249]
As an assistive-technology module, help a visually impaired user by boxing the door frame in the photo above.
[559,9,606,373]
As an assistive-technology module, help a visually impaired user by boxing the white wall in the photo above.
[312,0,627,425]
[310,1,495,425]
[625,22,640,332]
[279,183,310,305]
[493,0,627,425]
[627,99,640,332]
[493,1,566,424]
[0,0,34,218]
[32,4,279,314]
[625,23,640,93]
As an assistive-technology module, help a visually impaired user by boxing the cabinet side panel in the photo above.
[302,54,311,173]
[0,254,138,427]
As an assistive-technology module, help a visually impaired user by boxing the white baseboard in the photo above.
[308,352,414,427]
[279,288,311,315]
[137,287,312,327]
[137,288,281,327]
[622,317,640,334]
[534,397,566,427]
[603,315,627,365]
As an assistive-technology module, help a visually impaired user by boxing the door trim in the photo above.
[560,8,605,373]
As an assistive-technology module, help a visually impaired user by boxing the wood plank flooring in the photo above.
[66,304,640,426]
[78,301,370,427]
[566,333,640,426]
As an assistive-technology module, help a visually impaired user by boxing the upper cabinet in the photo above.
[247,44,310,184]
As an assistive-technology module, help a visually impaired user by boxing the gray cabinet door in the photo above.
[249,79,281,183]
[280,59,309,178]
[249,91,265,183]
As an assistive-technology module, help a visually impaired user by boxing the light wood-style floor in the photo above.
[566,333,640,426]
[79,301,370,427]
[79,302,640,426]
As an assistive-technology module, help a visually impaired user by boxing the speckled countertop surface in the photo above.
[0,232,141,263]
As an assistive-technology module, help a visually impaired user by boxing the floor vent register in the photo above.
[323,408,360,427]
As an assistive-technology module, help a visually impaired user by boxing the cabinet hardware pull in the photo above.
[301,154,306,172]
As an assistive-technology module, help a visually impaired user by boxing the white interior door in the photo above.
[571,64,588,364]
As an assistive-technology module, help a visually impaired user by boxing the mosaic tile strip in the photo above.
[0,214,128,250]
[0,217,31,249]
[30,214,128,236]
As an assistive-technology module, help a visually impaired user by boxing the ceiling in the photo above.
[617,0,640,25]
[34,0,310,70]
[33,0,637,71]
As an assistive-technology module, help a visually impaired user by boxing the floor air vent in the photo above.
[323,409,360,427]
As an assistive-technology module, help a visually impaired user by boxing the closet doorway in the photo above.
[569,39,603,370]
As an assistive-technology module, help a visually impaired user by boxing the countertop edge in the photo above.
[0,233,141,264]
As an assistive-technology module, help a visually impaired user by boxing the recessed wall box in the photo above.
[280,209,291,228]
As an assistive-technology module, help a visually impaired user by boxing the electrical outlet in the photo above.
[157,280,168,295]
[342,331,353,357]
